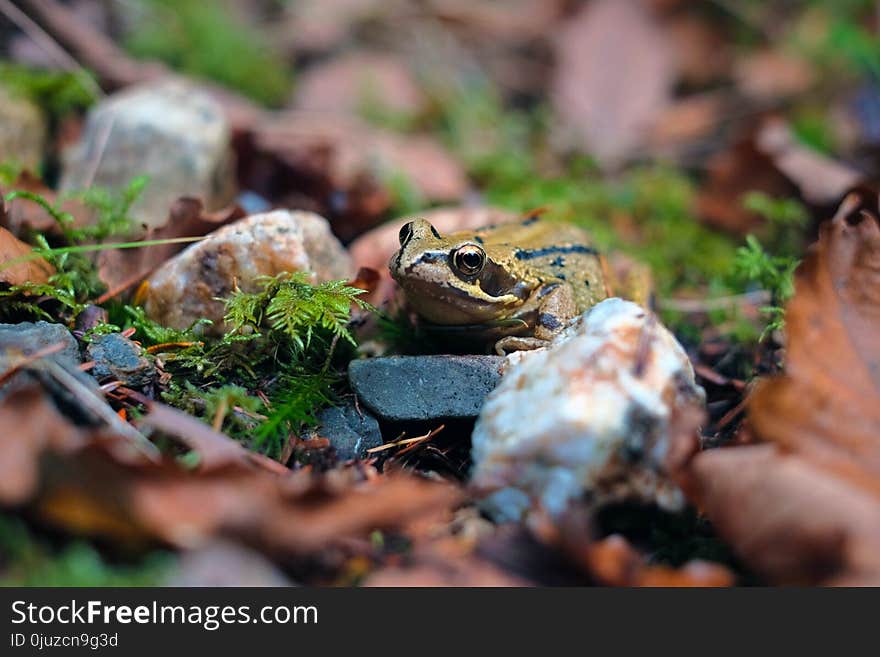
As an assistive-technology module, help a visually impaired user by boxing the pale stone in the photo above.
[60,78,235,231]
[144,210,354,334]
[471,298,704,521]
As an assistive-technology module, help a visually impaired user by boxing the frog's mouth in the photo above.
[397,276,526,325]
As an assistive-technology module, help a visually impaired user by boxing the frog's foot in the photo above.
[494,336,550,355]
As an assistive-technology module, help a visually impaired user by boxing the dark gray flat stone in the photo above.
[0,321,103,423]
[348,355,505,422]
[0,321,80,366]
[306,403,383,460]
[85,332,156,388]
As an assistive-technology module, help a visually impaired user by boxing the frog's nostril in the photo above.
[398,222,414,247]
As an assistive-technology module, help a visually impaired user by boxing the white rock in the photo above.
[470,298,704,521]
[145,210,354,334]
[60,78,235,230]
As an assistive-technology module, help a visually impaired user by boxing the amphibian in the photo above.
[389,216,611,353]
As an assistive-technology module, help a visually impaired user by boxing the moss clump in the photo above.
[124,0,292,107]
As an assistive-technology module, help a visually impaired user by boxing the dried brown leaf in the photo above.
[671,200,880,584]
[0,225,54,286]
[751,198,880,486]
[0,385,462,557]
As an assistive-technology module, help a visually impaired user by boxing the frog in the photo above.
[389,215,613,354]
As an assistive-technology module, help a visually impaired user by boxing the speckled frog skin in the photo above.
[389,216,610,353]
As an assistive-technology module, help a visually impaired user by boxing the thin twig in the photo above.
[367,425,445,454]
[0,0,104,99]
[81,114,116,189]
[658,290,771,313]
[42,359,161,461]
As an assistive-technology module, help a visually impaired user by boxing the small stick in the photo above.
[43,359,161,461]
[658,290,771,313]
[0,0,104,99]
[366,425,445,454]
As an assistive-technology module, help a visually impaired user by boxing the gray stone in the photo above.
[85,333,155,388]
[306,403,382,460]
[0,85,46,170]
[60,78,235,231]
[0,321,80,367]
[348,355,505,422]
[0,321,103,422]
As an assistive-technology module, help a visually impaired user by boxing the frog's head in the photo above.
[389,219,535,325]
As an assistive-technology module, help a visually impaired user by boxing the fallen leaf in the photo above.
[734,49,815,102]
[688,445,880,585]
[756,118,863,205]
[0,171,89,237]
[671,198,880,584]
[139,401,288,474]
[0,384,462,557]
[551,0,675,169]
[697,118,864,235]
[696,131,797,235]
[0,225,54,286]
[664,13,731,86]
[426,0,565,42]
[751,196,880,486]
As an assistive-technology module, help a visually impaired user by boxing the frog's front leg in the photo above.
[494,283,576,354]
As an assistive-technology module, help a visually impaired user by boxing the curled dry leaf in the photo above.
[0,385,462,556]
[673,199,880,584]
[751,197,880,488]
[0,225,54,286]
[551,0,674,169]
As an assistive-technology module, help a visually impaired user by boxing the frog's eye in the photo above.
[398,222,415,246]
[452,244,486,276]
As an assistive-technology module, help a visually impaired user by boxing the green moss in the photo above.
[0,61,97,120]
[0,514,171,587]
[124,0,292,107]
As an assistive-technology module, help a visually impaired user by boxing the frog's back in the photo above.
[462,218,608,311]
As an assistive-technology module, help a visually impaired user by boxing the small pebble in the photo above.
[60,78,236,230]
[85,333,156,389]
[304,403,383,460]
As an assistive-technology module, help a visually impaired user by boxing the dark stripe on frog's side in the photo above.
[521,215,540,226]
[514,245,598,260]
